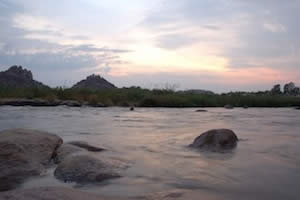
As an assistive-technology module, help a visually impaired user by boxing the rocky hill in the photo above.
[72,74,116,90]
[0,66,48,88]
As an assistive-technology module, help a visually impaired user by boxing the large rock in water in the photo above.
[54,142,105,164]
[54,155,122,184]
[0,129,63,191]
[72,74,116,90]
[0,187,120,200]
[189,129,238,152]
[54,144,85,164]
[0,66,48,88]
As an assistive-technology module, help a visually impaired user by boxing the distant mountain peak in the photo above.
[72,74,116,90]
[5,65,33,80]
[0,66,48,88]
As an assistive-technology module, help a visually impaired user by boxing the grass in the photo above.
[0,86,300,107]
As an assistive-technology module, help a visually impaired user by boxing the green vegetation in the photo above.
[0,86,300,107]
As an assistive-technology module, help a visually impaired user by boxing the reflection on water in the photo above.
[1,107,300,199]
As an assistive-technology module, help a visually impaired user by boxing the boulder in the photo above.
[54,144,85,164]
[0,187,119,200]
[0,129,62,191]
[54,155,121,184]
[189,129,238,152]
[68,141,105,152]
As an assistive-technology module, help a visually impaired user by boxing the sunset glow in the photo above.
[0,0,299,92]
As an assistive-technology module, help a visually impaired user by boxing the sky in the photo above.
[0,0,299,92]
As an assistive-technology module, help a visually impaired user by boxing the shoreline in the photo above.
[0,98,300,108]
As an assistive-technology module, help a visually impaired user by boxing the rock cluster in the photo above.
[0,129,122,192]
[0,99,106,107]
[0,129,62,191]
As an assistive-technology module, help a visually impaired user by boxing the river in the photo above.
[0,106,300,200]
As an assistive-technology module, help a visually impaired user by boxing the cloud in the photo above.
[70,44,131,53]
[140,0,300,71]
[0,0,299,91]
[0,0,133,87]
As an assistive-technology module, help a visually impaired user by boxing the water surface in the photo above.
[1,106,300,199]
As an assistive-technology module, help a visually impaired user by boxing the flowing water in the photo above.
[1,106,300,200]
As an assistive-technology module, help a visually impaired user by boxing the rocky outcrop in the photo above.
[0,99,83,107]
[189,129,238,152]
[54,155,121,184]
[0,66,48,88]
[0,129,63,191]
[0,99,60,106]
[0,187,120,200]
[72,74,116,90]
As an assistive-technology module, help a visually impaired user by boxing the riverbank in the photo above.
[1,87,300,107]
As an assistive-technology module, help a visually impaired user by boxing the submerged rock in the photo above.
[68,141,105,152]
[224,104,234,109]
[195,109,207,112]
[0,129,62,191]
[189,129,238,152]
[0,187,119,200]
[54,155,121,184]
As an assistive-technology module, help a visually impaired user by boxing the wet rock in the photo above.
[54,144,85,164]
[0,187,119,200]
[60,100,82,107]
[189,129,238,152]
[224,104,234,109]
[130,107,135,111]
[195,109,207,112]
[295,107,300,110]
[0,129,62,191]
[54,155,121,184]
[87,102,106,107]
[0,99,60,107]
[68,141,105,152]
